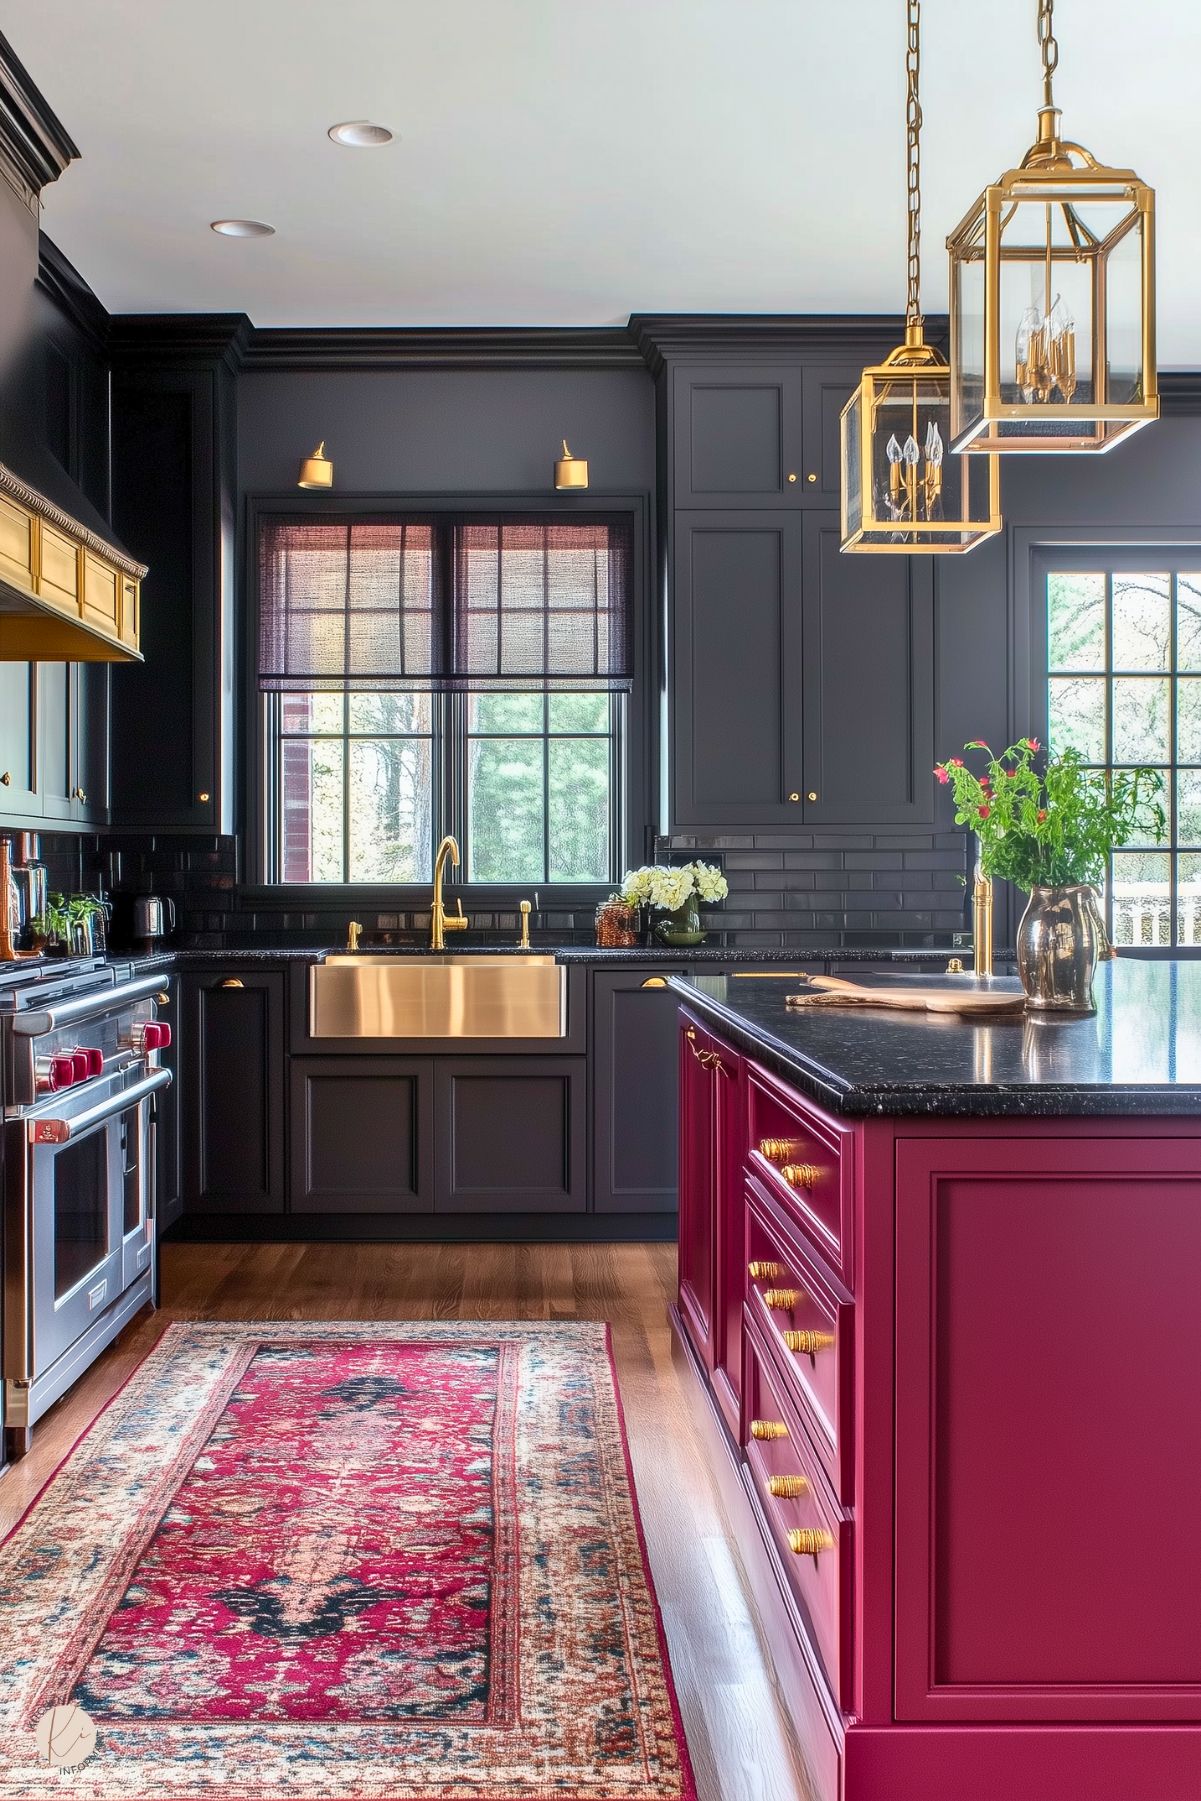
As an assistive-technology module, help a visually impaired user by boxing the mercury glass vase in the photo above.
[653,898,705,948]
[1016,884,1105,1013]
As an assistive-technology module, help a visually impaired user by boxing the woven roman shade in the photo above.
[258,515,632,692]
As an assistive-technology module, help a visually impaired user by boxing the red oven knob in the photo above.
[152,1022,171,1051]
[36,1053,78,1092]
[69,1051,90,1084]
[80,1047,105,1077]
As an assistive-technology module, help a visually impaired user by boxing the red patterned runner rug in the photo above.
[0,1321,695,1801]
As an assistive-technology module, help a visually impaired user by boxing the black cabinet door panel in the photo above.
[801,513,935,827]
[290,1058,434,1214]
[672,512,803,827]
[801,361,877,507]
[181,970,286,1214]
[672,365,804,508]
[434,1059,586,1214]
[592,970,681,1214]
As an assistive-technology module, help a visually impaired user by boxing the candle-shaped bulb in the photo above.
[924,420,943,466]
[886,434,902,464]
[903,434,920,466]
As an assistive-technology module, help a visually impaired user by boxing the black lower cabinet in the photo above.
[434,1058,587,1214]
[592,969,683,1214]
[290,1058,434,1214]
[181,970,287,1214]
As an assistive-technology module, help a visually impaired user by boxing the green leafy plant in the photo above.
[935,738,1166,890]
[32,892,105,946]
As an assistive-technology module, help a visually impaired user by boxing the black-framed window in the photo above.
[256,508,636,887]
[1042,554,1201,947]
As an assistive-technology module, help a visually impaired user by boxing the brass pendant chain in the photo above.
[904,0,922,330]
[1038,0,1059,109]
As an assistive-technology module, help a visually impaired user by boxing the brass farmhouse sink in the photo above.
[309,955,567,1039]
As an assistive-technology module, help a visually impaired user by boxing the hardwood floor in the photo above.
[0,1241,812,1801]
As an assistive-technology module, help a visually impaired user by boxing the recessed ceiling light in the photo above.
[327,120,394,148]
[210,218,276,238]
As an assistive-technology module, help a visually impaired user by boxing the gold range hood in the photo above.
[0,460,146,662]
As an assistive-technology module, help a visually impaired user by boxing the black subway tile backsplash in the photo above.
[12,823,972,953]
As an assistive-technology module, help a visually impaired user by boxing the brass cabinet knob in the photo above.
[946,957,965,974]
[788,791,800,802]
[787,1527,835,1557]
[0,771,10,785]
[219,978,245,989]
[641,976,667,989]
[807,790,818,802]
[806,472,818,484]
[748,1259,784,1281]
[762,1287,800,1311]
[779,1161,822,1189]
[72,786,86,802]
[155,991,170,1005]
[787,472,798,483]
[685,1027,696,1039]
[750,1419,789,1441]
[768,1474,810,1499]
[198,791,211,803]
[782,1329,836,1355]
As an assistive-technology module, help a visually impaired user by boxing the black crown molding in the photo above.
[36,233,108,351]
[1159,372,1201,416]
[628,311,943,373]
[239,325,643,373]
[0,28,78,211]
[109,312,254,374]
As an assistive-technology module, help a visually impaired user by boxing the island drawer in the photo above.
[743,1316,853,1713]
[745,1060,854,1283]
[746,1174,854,1503]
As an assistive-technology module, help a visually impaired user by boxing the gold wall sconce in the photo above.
[298,442,334,489]
[553,440,588,490]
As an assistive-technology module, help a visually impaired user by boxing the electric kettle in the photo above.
[132,894,176,941]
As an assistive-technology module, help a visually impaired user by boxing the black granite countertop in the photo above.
[669,960,1201,1119]
[119,943,985,969]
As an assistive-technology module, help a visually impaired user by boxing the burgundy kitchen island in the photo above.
[670,960,1201,1801]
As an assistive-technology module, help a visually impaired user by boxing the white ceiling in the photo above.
[7,0,1200,361]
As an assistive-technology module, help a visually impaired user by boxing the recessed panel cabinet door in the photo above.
[434,1058,586,1214]
[592,969,682,1214]
[672,512,804,828]
[800,361,873,507]
[677,1013,717,1369]
[894,1136,1201,1723]
[290,1058,433,1213]
[800,512,934,826]
[0,664,37,817]
[672,364,805,508]
[181,971,286,1214]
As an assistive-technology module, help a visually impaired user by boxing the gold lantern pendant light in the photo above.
[840,0,1001,554]
[947,0,1157,454]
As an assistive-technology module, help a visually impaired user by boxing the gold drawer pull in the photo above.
[641,976,667,989]
[768,1474,809,1499]
[782,1329,836,1356]
[750,1419,789,1441]
[762,1287,800,1311]
[787,1527,835,1558]
[748,1259,784,1281]
[780,1162,823,1189]
[759,1137,800,1164]
[219,978,245,989]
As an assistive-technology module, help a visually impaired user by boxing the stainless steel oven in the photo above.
[2,964,171,1455]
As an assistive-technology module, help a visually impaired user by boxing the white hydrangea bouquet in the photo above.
[620,860,728,947]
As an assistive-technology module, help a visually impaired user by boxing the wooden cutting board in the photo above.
[785,974,1025,1017]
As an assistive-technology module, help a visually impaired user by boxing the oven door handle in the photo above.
[12,973,167,1038]
[28,1067,173,1144]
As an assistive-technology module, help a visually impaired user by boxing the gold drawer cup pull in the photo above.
[751,1419,789,1441]
[780,1162,822,1189]
[748,1259,784,1281]
[782,1329,836,1356]
[768,1474,810,1499]
[787,1527,836,1558]
[762,1287,800,1311]
[759,1137,800,1164]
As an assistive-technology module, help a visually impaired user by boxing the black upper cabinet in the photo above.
[110,331,241,834]
[801,514,934,826]
[670,360,862,509]
[672,510,804,827]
